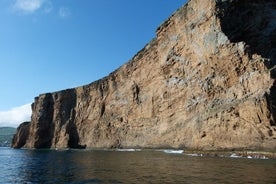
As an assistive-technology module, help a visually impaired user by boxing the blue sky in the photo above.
[0,0,186,127]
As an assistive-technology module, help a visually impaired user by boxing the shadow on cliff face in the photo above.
[217,0,276,65]
[35,93,55,148]
[66,107,86,149]
[35,89,85,149]
[267,80,276,126]
[67,121,86,149]
[54,89,86,149]
[217,0,276,125]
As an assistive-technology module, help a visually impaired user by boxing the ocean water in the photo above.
[0,148,276,184]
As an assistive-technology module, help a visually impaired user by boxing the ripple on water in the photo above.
[0,148,276,184]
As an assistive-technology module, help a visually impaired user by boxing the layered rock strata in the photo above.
[13,0,276,151]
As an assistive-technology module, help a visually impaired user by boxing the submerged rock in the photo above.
[13,0,276,151]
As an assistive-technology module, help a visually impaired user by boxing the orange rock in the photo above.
[13,0,276,151]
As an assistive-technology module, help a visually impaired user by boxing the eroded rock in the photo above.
[13,0,276,151]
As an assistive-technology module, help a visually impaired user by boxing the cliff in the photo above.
[12,122,30,148]
[12,0,276,151]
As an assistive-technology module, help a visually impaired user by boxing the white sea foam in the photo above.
[116,149,141,152]
[230,153,243,158]
[229,153,269,159]
[184,153,203,157]
[163,150,184,154]
[259,156,269,160]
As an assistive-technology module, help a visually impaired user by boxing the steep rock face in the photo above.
[12,122,30,148]
[13,0,276,150]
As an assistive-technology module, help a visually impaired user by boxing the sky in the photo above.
[0,0,186,127]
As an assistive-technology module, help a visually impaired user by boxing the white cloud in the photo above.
[12,1,73,18]
[13,0,43,13]
[13,0,52,14]
[59,7,71,18]
[0,103,32,128]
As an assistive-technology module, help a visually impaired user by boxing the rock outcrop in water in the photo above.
[12,0,276,151]
[12,122,30,148]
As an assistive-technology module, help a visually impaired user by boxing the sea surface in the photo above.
[0,147,276,184]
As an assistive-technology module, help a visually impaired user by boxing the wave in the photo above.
[116,149,142,152]
[162,150,184,154]
[184,153,203,157]
[230,153,243,158]
[182,152,269,159]
[229,153,268,159]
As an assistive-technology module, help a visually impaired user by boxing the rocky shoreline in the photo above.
[183,150,276,159]
[14,146,276,159]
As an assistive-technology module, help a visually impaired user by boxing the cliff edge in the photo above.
[12,0,276,151]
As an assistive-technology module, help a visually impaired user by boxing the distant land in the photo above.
[0,127,16,147]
